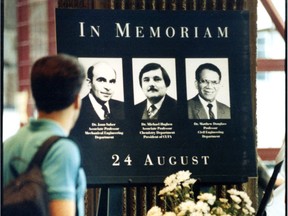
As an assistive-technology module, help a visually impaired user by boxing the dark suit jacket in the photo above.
[71,95,125,134]
[135,95,177,121]
[187,95,230,119]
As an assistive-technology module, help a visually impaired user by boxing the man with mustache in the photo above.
[135,62,177,120]
[73,62,124,127]
[187,63,230,119]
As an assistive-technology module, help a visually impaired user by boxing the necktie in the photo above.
[147,104,156,119]
[102,105,110,119]
[207,103,215,119]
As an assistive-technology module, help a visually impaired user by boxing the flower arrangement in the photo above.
[147,170,255,216]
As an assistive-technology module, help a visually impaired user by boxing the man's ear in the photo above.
[74,94,81,109]
[86,78,92,88]
[194,80,198,89]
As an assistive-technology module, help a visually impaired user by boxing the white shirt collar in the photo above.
[88,93,110,120]
[147,95,166,111]
[198,95,217,119]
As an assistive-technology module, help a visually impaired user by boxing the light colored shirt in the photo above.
[88,93,110,120]
[3,118,87,216]
[198,95,218,119]
[146,96,165,118]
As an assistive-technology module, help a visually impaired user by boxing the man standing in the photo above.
[135,62,177,121]
[187,63,230,119]
[3,54,87,216]
[76,62,124,125]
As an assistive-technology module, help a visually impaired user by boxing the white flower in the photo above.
[246,204,256,213]
[197,193,216,205]
[240,192,253,205]
[219,198,228,203]
[178,200,196,213]
[182,179,197,188]
[164,174,177,186]
[163,212,176,216]
[159,183,177,196]
[233,204,241,210]
[189,213,202,216]
[239,191,248,198]
[147,171,255,216]
[175,170,191,183]
[242,208,249,215]
[230,195,242,204]
[185,194,190,198]
[195,201,210,213]
[147,206,163,216]
[227,189,238,195]
[213,207,224,214]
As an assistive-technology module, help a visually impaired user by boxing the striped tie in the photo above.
[207,103,215,119]
[148,104,156,119]
[102,105,110,119]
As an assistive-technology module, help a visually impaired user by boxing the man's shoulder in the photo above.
[80,95,92,108]
[44,136,80,170]
[109,99,125,111]
[41,136,83,202]
[165,95,177,104]
[162,95,177,112]
[188,95,200,105]
[3,131,74,184]
[109,99,125,119]
[48,137,80,158]
[216,100,231,118]
[110,99,124,106]
[81,95,91,103]
[79,95,95,113]
[134,100,146,117]
[216,100,230,110]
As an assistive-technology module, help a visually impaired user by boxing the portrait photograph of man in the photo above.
[74,58,125,125]
[132,58,177,121]
[186,58,231,120]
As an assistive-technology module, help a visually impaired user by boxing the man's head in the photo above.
[139,63,170,104]
[87,62,117,104]
[31,54,85,113]
[195,63,222,102]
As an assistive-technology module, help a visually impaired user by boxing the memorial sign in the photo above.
[56,9,257,185]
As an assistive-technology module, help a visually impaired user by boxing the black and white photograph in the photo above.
[132,58,177,121]
[185,58,231,119]
[69,58,125,143]
[77,57,125,121]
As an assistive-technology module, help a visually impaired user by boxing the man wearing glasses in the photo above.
[187,63,230,119]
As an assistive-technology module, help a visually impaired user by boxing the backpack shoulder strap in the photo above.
[28,135,79,215]
[27,136,62,170]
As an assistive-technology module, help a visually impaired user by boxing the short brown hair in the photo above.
[31,54,85,113]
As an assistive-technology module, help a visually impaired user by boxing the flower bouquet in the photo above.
[147,170,255,216]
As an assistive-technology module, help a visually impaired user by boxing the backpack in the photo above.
[2,136,62,216]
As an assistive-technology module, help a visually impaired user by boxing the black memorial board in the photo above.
[56,9,257,185]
